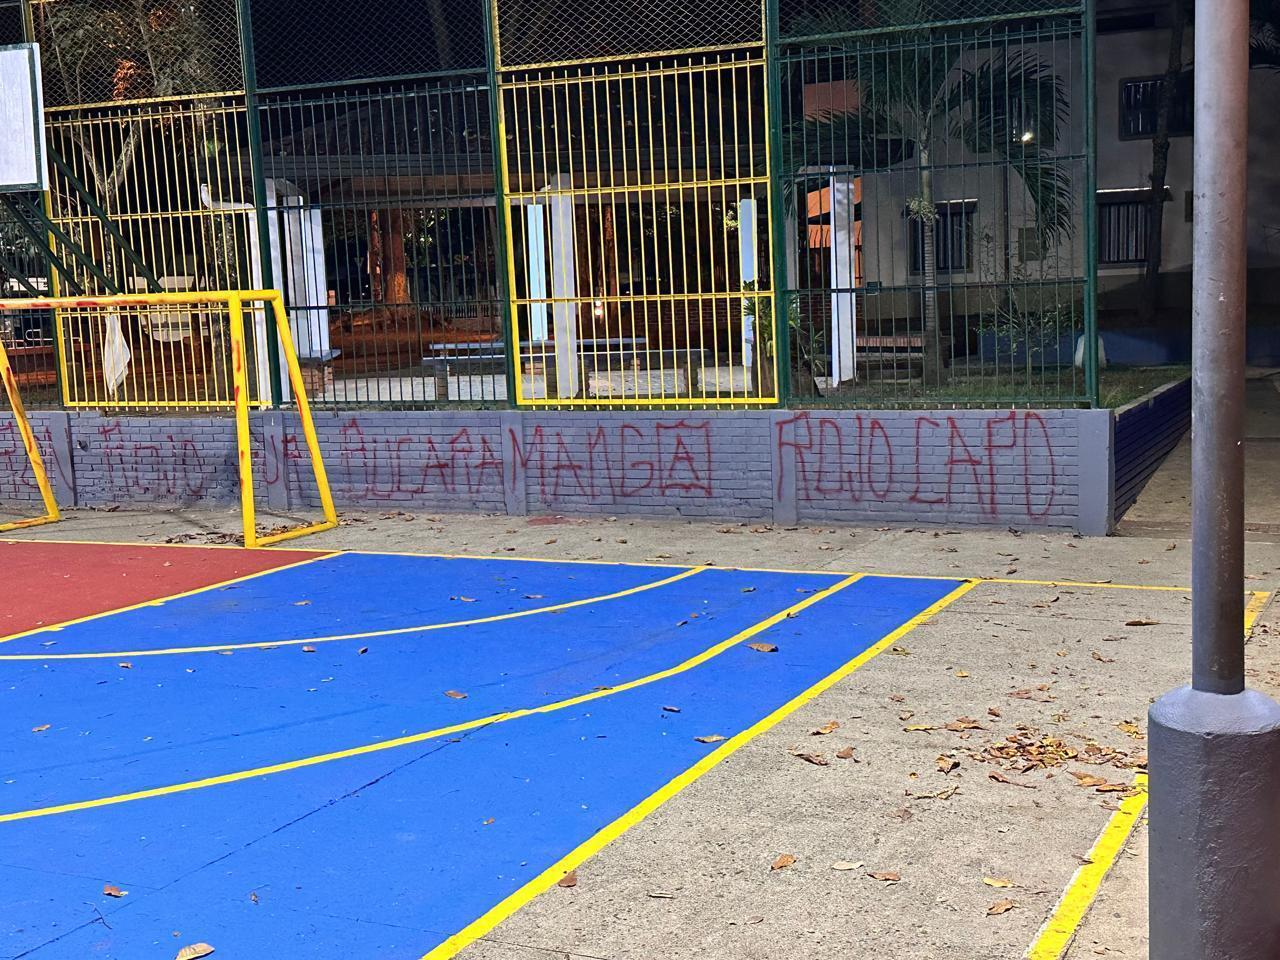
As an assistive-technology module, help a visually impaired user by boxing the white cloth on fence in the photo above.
[102,309,131,395]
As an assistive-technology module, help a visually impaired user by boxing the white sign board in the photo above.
[0,44,48,193]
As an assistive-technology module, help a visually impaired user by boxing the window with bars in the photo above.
[1120,73,1193,140]
[1098,196,1150,264]
[909,201,977,274]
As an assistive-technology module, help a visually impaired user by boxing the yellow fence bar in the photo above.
[0,290,338,549]
[0,340,60,533]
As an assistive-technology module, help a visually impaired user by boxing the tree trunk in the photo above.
[918,146,945,385]
[1140,0,1190,324]
[381,208,411,306]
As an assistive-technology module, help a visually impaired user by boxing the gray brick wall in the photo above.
[0,407,1105,532]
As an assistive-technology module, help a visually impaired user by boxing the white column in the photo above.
[738,197,759,380]
[548,188,579,399]
[830,176,858,386]
[525,203,549,343]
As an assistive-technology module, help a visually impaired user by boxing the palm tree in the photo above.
[780,0,1075,387]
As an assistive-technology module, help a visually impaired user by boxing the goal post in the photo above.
[0,290,338,548]
[0,336,60,532]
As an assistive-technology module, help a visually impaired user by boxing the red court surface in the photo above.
[1,539,327,636]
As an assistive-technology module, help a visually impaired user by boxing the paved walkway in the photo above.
[1118,370,1280,535]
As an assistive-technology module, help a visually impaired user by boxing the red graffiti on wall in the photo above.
[0,421,63,499]
[510,419,714,501]
[776,411,1058,521]
[328,418,504,500]
[96,421,214,498]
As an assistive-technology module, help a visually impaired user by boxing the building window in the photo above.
[909,200,976,274]
[1098,196,1150,264]
[1120,74,1193,139]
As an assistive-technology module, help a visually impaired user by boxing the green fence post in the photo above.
[1083,0,1100,407]
[484,0,519,409]
[765,0,792,407]
[237,0,283,408]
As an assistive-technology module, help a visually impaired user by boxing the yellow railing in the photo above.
[0,291,338,548]
[496,46,779,407]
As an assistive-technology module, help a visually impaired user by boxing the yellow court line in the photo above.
[1024,774,1150,960]
[0,552,341,645]
[0,568,709,660]
[421,578,979,960]
[0,574,871,825]
[1024,590,1272,960]
[7,532,1264,595]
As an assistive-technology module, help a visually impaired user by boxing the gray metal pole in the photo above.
[1149,0,1280,955]
[1190,0,1248,695]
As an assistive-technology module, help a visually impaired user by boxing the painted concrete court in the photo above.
[1,541,966,959]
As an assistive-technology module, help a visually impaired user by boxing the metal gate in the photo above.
[492,0,779,407]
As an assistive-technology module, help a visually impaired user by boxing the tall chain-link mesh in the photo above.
[494,0,763,68]
[247,0,488,90]
[779,0,1087,38]
[29,0,244,107]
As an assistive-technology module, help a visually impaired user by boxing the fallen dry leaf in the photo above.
[792,751,829,766]
[746,642,779,654]
[955,670,971,678]
[904,724,938,732]
[1069,771,1110,788]
[812,720,841,736]
[836,746,857,760]
[695,734,726,744]
[988,771,1037,789]
[936,755,959,774]
[662,705,682,713]
[118,662,132,670]
[452,596,478,603]
[831,860,864,871]
[987,898,1017,916]
[293,600,311,606]
[301,646,317,653]
[983,877,1015,889]
[1125,619,1160,627]
[444,690,468,700]
[102,884,127,898]
[31,724,50,733]
[771,854,797,871]
[1091,651,1116,663]
[1096,782,1133,794]
[175,945,215,960]
[557,871,578,888]
[1117,721,1144,739]
[945,717,985,732]
[867,871,901,884]
[249,891,259,904]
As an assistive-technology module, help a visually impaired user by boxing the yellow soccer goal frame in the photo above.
[0,290,338,548]
[0,336,60,532]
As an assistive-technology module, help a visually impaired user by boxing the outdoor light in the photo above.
[593,299,605,318]
[1020,130,1035,143]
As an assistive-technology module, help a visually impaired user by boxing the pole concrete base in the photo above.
[1149,686,1280,959]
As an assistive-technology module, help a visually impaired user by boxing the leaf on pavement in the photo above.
[989,771,1037,789]
[1068,771,1109,788]
[836,746,857,760]
[945,717,984,732]
[983,877,1015,889]
[831,860,864,871]
[301,646,317,653]
[904,724,937,732]
[792,751,829,766]
[936,755,959,774]
[1125,619,1159,627]
[175,945,215,960]
[31,724,50,733]
[102,884,127,898]
[557,871,577,888]
[771,854,797,871]
[746,642,778,653]
[444,690,468,699]
[695,734,726,744]
[811,720,841,736]
[867,871,901,884]
[987,898,1017,915]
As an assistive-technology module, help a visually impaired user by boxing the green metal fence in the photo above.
[773,0,1093,407]
[0,0,1097,411]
